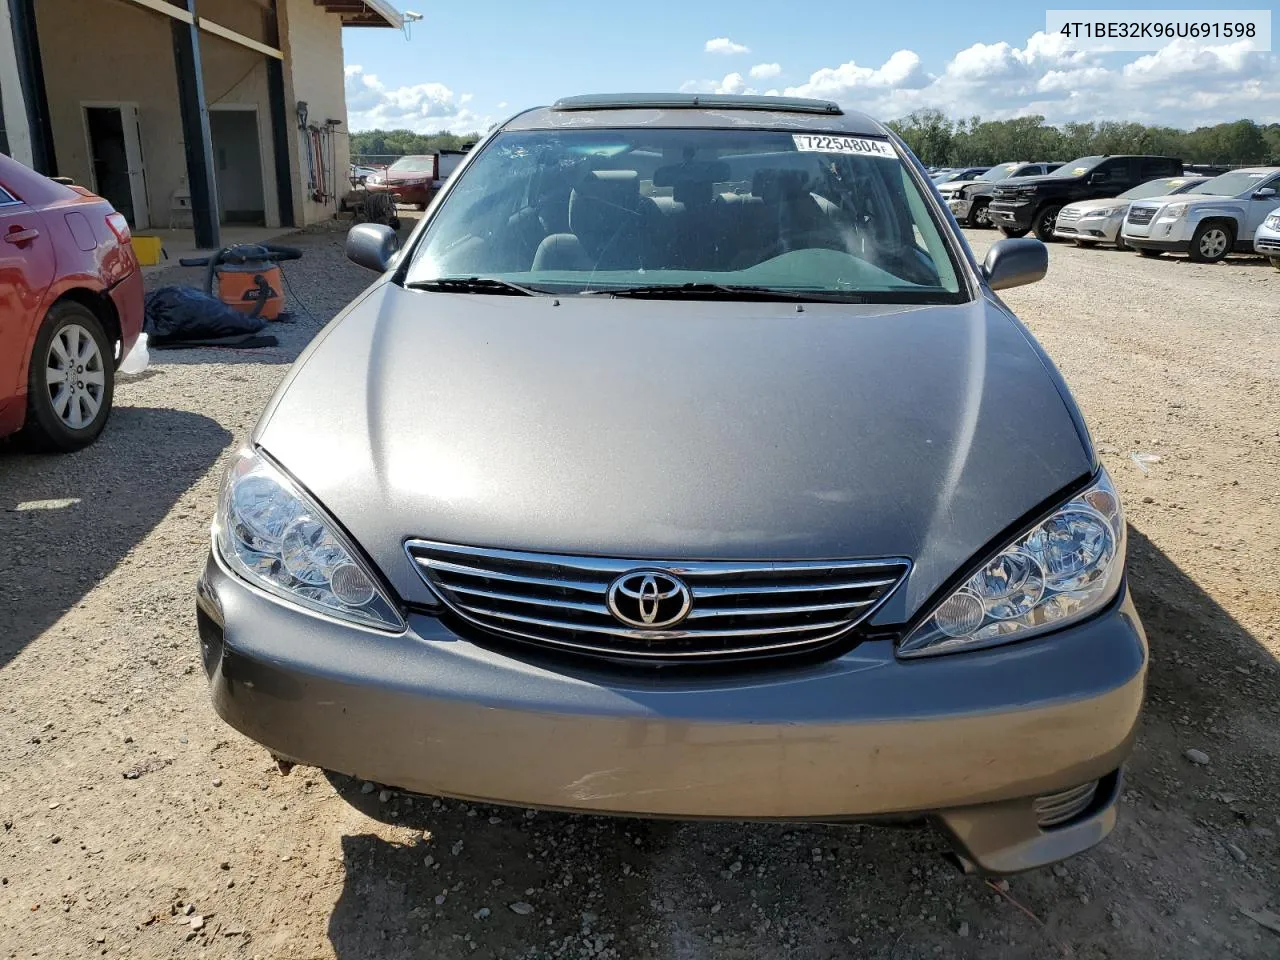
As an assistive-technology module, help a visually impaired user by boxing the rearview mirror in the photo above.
[346,223,400,272]
[982,238,1047,291]
[1253,187,1277,199]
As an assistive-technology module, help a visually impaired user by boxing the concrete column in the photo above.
[2,0,51,171]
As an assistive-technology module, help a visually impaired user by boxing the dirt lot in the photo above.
[2,225,1278,960]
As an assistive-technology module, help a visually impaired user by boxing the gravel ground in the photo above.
[2,224,1278,960]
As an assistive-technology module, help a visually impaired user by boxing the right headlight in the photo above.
[1159,202,1189,221]
[1264,213,1280,229]
[214,448,405,631]
[899,469,1125,658]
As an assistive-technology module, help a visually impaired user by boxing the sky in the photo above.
[341,0,1278,134]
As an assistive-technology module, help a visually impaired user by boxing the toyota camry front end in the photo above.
[197,94,1146,875]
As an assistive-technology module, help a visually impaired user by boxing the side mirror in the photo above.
[982,238,1048,291]
[346,223,399,272]
[1252,187,1277,199]
[1087,172,1107,185]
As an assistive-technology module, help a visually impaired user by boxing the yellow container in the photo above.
[131,235,165,266]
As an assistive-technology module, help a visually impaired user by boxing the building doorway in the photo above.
[210,107,265,225]
[82,103,149,228]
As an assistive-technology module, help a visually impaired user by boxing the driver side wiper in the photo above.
[581,282,817,302]
[582,282,882,303]
[405,277,542,296]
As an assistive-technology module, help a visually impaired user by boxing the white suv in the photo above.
[1255,212,1280,270]
[1121,168,1280,262]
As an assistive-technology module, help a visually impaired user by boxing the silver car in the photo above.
[1254,211,1280,269]
[198,94,1146,875]
[1053,175,1208,248]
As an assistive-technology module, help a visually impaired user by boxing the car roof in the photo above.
[1228,166,1280,175]
[504,93,888,136]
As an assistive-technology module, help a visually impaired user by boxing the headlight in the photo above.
[1159,203,1189,221]
[1265,214,1280,229]
[1017,187,1037,199]
[899,470,1124,658]
[214,449,404,631]
[1086,206,1123,218]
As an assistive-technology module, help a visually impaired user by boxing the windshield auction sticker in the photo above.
[792,135,897,158]
[1046,10,1270,51]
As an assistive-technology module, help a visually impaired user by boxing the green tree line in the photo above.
[350,129,483,158]
[884,112,1280,167]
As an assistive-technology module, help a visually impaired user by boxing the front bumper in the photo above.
[1054,214,1122,243]
[368,182,431,205]
[198,549,1147,873]
[1123,214,1192,250]
[108,269,145,359]
[987,201,1034,231]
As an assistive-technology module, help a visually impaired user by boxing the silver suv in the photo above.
[1123,167,1280,262]
[197,94,1146,875]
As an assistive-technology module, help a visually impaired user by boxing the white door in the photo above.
[119,104,150,229]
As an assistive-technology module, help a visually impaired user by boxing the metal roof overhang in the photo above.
[313,0,403,28]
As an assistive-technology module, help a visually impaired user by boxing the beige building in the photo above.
[0,0,402,247]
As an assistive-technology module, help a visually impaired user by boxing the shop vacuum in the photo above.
[178,243,303,321]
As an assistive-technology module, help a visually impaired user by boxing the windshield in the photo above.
[390,156,435,173]
[404,128,963,302]
[978,163,1020,182]
[1121,177,1193,200]
[1186,170,1275,196]
[1051,156,1105,177]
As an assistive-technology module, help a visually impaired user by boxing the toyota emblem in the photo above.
[606,570,692,629]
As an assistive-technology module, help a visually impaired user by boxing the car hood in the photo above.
[938,179,982,193]
[257,287,1093,622]
[1063,197,1131,213]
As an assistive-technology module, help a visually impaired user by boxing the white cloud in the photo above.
[344,65,487,133]
[749,62,781,79]
[737,32,1280,128]
[705,37,749,55]
[784,50,928,99]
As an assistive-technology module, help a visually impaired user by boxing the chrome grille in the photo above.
[1126,206,1156,226]
[406,540,909,661]
[1055,207,1082,223]
[1033,781,1098,828]
[1255,236,1280,252]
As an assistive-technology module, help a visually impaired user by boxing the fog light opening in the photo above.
[1033,780,1099,829]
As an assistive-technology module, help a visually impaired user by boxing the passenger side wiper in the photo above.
[405,277,542,296]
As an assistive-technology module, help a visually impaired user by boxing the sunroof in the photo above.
[552,93,843,115]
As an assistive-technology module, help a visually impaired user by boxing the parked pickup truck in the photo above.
[938,161,1063,227]
[1121,167,1280,263]
[987,155,1183,242]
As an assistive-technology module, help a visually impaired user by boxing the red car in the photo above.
[0,153,143,451]
[364,155,437,209]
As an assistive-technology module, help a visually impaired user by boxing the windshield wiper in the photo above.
[406,276,542,296]
[581,282,823,302]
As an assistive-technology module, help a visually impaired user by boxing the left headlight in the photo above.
[214,449,405,631]
[1159,202,1189,221]
[1086,205,1123,218]
[899,469,1125,658]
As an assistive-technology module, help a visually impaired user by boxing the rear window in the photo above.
[405,127,965,303]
